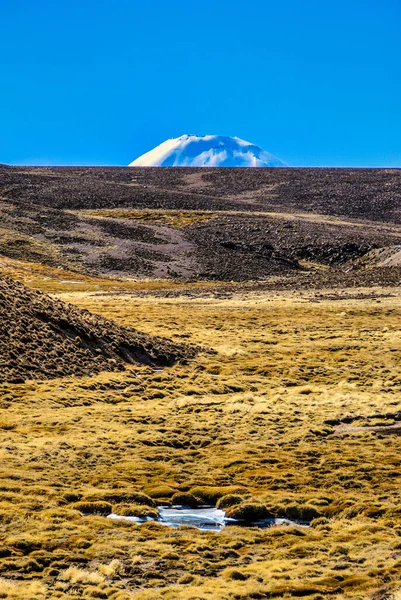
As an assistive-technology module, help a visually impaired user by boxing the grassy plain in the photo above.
[1,260,401,598]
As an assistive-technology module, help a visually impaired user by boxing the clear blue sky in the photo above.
[1,0,400,167]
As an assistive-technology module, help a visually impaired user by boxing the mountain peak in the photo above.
[129,134,286,167]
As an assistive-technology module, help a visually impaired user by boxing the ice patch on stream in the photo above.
[108,506,309,532]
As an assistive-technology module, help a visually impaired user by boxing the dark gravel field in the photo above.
[1,165,401,219]
[0,165,400,284]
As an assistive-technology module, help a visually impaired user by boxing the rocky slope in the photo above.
[0,166,401,285]
[0,276,197,383]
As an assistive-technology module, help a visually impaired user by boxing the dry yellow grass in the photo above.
[0,256,226,294]
[77,208,217,228]
[0,227,63,266]
[1,263,401,598]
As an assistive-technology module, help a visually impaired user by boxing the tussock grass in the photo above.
[225,502,271,522]
[115,504,159,518]
[1,280,401,597]
[72,501,113,515]
[60,566,105,585]
[0,578,47,599]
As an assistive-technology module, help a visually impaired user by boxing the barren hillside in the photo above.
[0,275,197,383]
[0,166,401,285]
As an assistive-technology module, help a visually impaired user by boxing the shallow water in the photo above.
[108,506,309,532]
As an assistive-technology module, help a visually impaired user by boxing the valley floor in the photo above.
[1,266,401,599]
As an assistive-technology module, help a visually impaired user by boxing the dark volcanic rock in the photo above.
[1,166,401,285]
[1,166,400,221]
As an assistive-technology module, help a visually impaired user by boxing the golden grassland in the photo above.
[0,256,223,294]
[76,209,217,228]
[1,261,401,598]
[0,228,65,268]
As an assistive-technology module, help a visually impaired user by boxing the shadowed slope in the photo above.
[0,276,197,383]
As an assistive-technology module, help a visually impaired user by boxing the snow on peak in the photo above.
[128,135,286,167]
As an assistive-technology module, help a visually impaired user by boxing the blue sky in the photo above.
[1,0,400,167]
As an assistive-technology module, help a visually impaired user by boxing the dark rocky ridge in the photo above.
[0,276,197,383]
[2,166,401,221]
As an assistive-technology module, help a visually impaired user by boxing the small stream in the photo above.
[108,506,309,532]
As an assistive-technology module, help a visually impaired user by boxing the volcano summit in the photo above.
[129,134,286,167]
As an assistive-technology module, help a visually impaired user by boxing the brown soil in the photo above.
[327,410,401,436]
[336,423,401,435]
[0,276,198,383]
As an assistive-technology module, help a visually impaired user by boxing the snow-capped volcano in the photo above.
[129,135,285,167]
